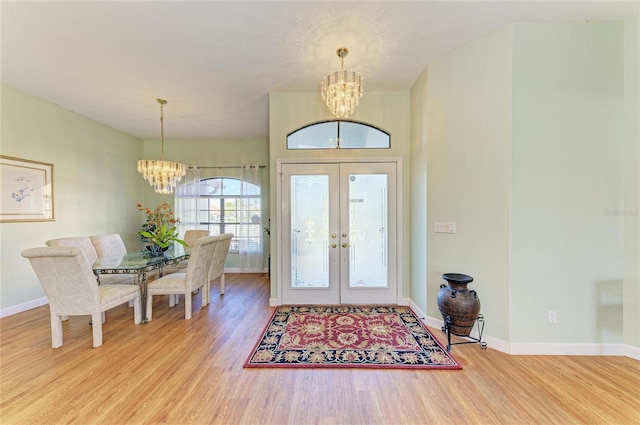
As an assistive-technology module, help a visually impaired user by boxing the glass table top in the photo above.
[92,244,190,273]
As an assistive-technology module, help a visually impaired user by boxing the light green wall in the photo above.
[511,23,624,343]
[420,21,635,347]
[410,67,429,313]
[424,26,513,340]
[139,137,270,269]
[268,91,411,300]
[623,16,640,348]
[0,84,143,310]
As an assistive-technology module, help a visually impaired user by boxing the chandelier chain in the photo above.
[157,98,167,161]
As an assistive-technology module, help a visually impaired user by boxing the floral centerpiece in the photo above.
[136,201,187,255]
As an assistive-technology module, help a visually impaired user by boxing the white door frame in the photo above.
[275,157,403,305]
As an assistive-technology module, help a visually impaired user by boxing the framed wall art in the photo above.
[0,155,54,222]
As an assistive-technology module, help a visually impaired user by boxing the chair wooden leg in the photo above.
[202,284,209,307]
[133,296,141,324]
[91,313,103,347]
[185,291,192,320]
[169,294,176,307]
[146,294,153,321]
[50,314,63,348]
[220,274,225,295]
[101,312,106,324]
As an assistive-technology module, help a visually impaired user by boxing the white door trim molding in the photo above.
[275,157,403,306]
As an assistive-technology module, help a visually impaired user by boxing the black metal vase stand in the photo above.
[442,314,487,351]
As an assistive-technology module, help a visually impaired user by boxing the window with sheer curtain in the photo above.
[175,166,264,272]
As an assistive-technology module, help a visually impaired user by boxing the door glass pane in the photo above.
[291,175,330,288]
[348,174,387,288]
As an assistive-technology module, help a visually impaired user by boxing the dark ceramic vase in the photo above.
[146,244,169,257]
[437,273,481,337]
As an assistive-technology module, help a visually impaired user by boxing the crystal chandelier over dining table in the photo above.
[137,99,186,194]
[321,47,363,118]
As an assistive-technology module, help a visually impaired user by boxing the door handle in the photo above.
[341,243,350,248]
[331,243,337,248]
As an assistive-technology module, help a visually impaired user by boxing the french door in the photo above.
[280,162,397,304]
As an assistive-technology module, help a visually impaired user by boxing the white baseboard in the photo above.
[509,342,634,356]
[224,268,265,273]
[269,298,279,307]
[404,298,639,359]
[623,344,640,361]
[0,297,48,318]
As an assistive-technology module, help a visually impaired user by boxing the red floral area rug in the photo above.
[244,305,461,369]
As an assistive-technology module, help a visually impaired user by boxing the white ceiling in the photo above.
[2,1,637,140]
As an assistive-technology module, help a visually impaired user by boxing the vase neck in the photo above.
[448,281,469,290]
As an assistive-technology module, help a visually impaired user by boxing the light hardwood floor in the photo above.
[1,273,639,425]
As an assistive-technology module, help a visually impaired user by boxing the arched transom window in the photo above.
[287,120,390,149]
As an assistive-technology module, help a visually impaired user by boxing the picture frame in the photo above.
[0,155,54,222]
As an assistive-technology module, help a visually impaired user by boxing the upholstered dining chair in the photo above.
[145,235,217,321]
[184,229,211,247]
[21,246,141,348]
[90,233,127,258]
[46,236,135,285]
[90,233,160,283]
[164,229,210,276]
[205,233,234,300]
[45,236,98,264]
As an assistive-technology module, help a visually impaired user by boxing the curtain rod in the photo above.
[188,165,266,170]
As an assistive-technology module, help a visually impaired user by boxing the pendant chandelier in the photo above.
[137,99,186,194]
[321,47,363,118]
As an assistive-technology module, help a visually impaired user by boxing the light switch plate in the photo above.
[434,222,456,233]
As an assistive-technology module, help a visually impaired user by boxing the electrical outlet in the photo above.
[548,310,557,324]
